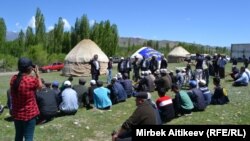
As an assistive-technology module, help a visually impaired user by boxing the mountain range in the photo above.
[6,31,19,41]
[6,31,223,48]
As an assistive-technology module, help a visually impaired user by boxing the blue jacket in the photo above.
[93,87,112,109]
[120,79,133,97]
[112,82,127,102]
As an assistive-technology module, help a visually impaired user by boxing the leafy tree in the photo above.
[80,15,90,39]
[6,40,20,57]
[90,20,118,57]
[71,18,81,46]
[146,40,153,47]
[0,18,6,50]
[155,41,159,50]
[96,21,104,47]
[90,23,100,45]
[62,31,71,53]
[110,24,119,56]
[165,43,171,55]
[200,46,205,54]
[75,18,82,42]
[0,54,17,71]
[70,26,77,48]
[128,38,131,47]
[102,20,111,54]
[25,26,35,47]
[0,11,121,70]
[35,8,46,45]
[24,44,48,66]
[47,53,66,63]
[17,30,25,56]
[46,30,55,54]
[53,17,64,53]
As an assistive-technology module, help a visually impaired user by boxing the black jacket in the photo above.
[89,59,100,75]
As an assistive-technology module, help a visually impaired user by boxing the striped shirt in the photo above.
[156,96,173,108]
[156,95,175,122]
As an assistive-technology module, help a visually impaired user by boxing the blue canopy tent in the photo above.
[130,47,163,61]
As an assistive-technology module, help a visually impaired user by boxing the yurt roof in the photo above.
[65,39,109,63]
[168,46,190,57]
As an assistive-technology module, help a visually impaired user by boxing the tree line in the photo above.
[117,38,229,59]
[0,8,229,71]
[0,8,118,71]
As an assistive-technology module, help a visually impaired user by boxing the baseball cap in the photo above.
[189,80,197,87]
[52,81,59,87]
[64,80,71,86]
[18,57,35,72]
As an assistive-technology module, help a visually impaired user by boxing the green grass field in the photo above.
[0,63,250,141]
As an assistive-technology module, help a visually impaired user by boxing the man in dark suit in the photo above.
[89,54,100,81]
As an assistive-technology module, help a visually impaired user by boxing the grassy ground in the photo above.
[0,63,250,141]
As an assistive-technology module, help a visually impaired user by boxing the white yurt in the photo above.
[62,39,109,76]
[167,46,190,63]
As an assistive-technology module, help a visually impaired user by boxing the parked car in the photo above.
[112,56,121,63]
[39,62,64,73]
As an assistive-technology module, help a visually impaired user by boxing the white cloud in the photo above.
[48,26,54,31]
[89,20,96,27]
[15,22,22,30]
[28,16,36,28]
[62,18,71,30]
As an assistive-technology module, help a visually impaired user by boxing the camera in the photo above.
[32,64,36,68]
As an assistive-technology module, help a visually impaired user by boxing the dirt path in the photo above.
[0,71,18,76]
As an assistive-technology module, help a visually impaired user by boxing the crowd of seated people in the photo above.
[2,54,236,127]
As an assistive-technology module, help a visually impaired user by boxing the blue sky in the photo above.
[0,0,249,47]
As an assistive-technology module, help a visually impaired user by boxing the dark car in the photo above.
[112,56,121,63]
[39,62,64,73]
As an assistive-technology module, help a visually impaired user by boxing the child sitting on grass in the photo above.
[210,77,229,105]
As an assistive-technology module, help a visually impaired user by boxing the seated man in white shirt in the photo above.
[233,67,249,86]
[59,81,79,115]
